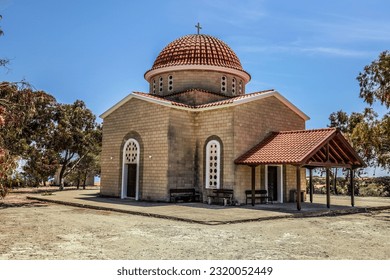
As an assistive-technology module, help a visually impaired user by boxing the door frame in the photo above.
[121,138,140,200]
[265,165,283,203]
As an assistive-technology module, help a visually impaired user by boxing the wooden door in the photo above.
[268,166,278,201]
[127,164,137,197]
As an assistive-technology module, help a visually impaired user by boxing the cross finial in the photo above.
[195,22,202,34]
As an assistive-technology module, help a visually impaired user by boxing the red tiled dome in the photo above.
[150,34,244,71]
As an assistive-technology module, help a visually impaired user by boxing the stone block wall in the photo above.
[194,107,235,201]
[167,109,197,192]
[164,90,229,106]
[232,96,306,203]
[284,165,307,202]
[100,98,170,200]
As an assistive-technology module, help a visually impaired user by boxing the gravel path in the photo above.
[1,192,389,260]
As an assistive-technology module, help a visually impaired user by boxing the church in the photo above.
[100,30,363,209]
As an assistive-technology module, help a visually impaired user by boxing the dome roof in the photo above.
[150,34,244,71]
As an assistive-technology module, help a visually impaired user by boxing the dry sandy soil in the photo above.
[0,189,389,260]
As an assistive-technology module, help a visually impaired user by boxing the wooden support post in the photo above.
[350,168,355,207]
[251,166,256,207]
[326,167,330,208]
[296,166,301,211]
[309,168,313,203]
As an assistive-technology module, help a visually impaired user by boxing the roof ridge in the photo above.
[276,128,336,134]
[244,89,275,96]
[162,88,231,98]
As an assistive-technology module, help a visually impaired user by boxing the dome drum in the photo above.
[148,70,246,97]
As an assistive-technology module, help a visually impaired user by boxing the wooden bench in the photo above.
[169,188,200,202]
[207,189,234,206]
[245,189,273,205]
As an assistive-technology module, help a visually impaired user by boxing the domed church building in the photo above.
[100,31,363,210]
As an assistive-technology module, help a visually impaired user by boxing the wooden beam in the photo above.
[317,148,327,161]
[311,154,323,162]
[328,140,344,162]
[350,168,355,207]
[251,166,256,207]
[309,168,313,203]
[326,142,330,162]
[326,167,330,208]
[304,162,352,168]
[296,165,301,211]
[330,139,350,163]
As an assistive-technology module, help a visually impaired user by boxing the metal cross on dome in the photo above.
[195,22,202,34]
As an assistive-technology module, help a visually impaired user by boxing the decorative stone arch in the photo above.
[120,132,143,200]
[204,136,224,189]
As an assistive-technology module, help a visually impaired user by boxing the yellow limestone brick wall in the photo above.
[167,109,197,191]
[100,98,170,200]
[194,107,236,201]
[284,165,307,202]
[233,96,306,204]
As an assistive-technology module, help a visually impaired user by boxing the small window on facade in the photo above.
[238,80,243,94]
[221,76,227,93]
[232,78,236,94]
[159,77,163,93]
[152,79,156,94]
[168,75,173,92]
[205,140,221,189]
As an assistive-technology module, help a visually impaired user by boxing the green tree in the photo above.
[22,149,58,187]
[357,51,390,108]
[329,51,390,171]
[51,100,101,190]
[0,82,57,194]
[0,82,56,158]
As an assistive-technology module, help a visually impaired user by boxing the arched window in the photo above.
[122,138,140,199]
[168,75,173,92]
[238,80,243,94]
[159,77,163,93]
[221,76,227,94]
[206,140,221,189]
[152,79,156,94]
[232,78,236,94]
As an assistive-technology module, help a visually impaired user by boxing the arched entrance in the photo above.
[122,138,140,200]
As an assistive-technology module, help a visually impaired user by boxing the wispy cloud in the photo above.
[237,44,375,58]
[200,0,266,27]
[298,16,390,43]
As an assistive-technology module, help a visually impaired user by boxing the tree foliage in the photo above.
[329,51,390,171]
[0,82,57,194]
[51,100,101,189]
[0,82,102,194]
[357,51,390,108]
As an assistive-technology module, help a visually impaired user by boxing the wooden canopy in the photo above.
[235,128,365,210]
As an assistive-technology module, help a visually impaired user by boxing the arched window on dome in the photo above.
[232,78,236,95]
[205,140,221,189]
[159,77,163,93]
[221,76,227,94]
[168,75,173,93]
[152,79,156,94]
[238,80,243,94]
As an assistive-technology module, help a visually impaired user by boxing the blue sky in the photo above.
[1,0,389,175]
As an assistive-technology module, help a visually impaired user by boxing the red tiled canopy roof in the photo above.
[149,34,244,71]
[235,128,364,168]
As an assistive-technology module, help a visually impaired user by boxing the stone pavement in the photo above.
[27,189,390,225]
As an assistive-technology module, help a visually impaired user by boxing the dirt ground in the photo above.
[0,189,389,260]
